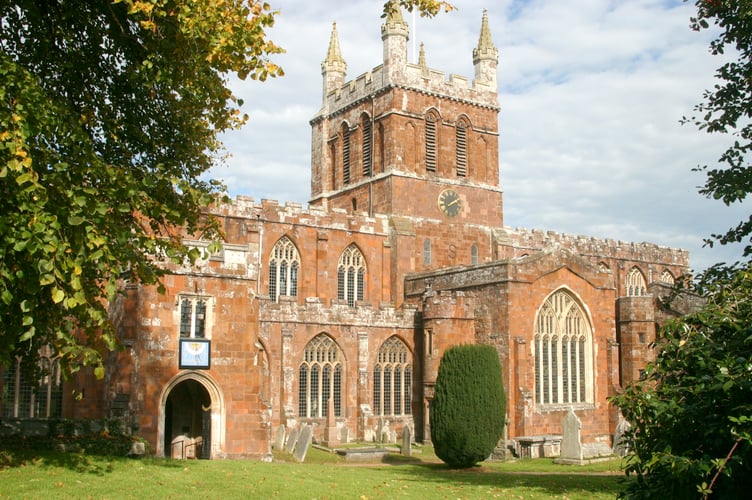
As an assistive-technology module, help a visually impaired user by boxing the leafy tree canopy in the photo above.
[0,1,452,379]
[612,262,752,498]
[685,0,752,257]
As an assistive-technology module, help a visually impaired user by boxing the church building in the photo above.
[2,4,690,460]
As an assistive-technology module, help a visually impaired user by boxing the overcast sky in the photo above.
[215,0,749,273]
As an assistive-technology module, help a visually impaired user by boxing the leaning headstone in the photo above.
[559,407,583,462]
[613,414,631,457]
[285,427,299,454]
[272,425,286,451]
[401,425,412,457]
[293,425,313,462]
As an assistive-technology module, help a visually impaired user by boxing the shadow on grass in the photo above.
[1,446,186,475]
[393,462,629,496]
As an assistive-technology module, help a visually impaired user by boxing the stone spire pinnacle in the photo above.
[381,0,409,83]
[418,42,427,72]
[323,22,346,68]
[475,9,495,54]
[384,0,406,27]
[473,9,498,88]
[321,22,347,102]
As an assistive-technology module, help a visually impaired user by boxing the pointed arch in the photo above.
[158,371,225,458]
[424,109,441,172]
[340,121,352,184]
[626,266,647,296]
[456,115,471,177]
[268,236,300,302]
[338,244,366,306]
[373,336,412,417]
[298,334,345,418]
[534,289,593,406]
[660,269,675,285]
[359,112,373,177]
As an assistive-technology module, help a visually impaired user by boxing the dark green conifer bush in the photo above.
[430,344,506,468]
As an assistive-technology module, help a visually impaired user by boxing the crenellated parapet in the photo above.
[258,295,418,328]
[496,226,690,269]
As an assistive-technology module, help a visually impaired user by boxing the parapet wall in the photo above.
[316,62,498,123]
[497,226,690,268]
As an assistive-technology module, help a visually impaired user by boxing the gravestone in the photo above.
[293,424,313,462]
[285,427,299,454]
[324,399,339,447]
[559,407,583,462]
[273,425,286,451]
[401,425,412,457]
[613,413,631,457]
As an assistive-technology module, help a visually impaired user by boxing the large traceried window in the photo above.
[626,266,647,296]
[534,290,593,406]
[338,244,366,307]
[179,295,210,338]
[269,237,300,302]
[1,354,62,419]
[373,337,412,417]
[298,334,343,418]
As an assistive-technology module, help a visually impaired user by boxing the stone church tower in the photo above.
[1,5,694,462]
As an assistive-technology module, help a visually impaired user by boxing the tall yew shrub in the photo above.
[430,344,506,468]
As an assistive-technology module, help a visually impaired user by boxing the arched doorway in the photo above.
[159,372,224,459]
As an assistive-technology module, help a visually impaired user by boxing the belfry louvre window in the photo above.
[361,114,372,176]
[298,334,343,418]
[456,121,467,176]
[534,290,592,405]
[179,295,209,338]
[425,114,437,172]
[373,337,412,417]
[1,354,62,419]
[269,237,300,302]
[342,124,351,184]
[626,267,647,296]
[338,244,366,306]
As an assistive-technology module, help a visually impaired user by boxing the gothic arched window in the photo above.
[534,290,593,406]
[626,266,647,296]
[373,337,412,417]
[456,118,469,177]
[1,353,62,419]
[338,245,366,306]
[471,244,479,265]
[341,122,351,184]
[298,334,343,418]
[269,237,300,302]
[361,113,372,177]
[425,112,438,172]
[660,270,675,285]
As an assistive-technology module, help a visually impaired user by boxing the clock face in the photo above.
[438,189,462,217]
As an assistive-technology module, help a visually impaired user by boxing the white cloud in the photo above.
[213,0,750,272]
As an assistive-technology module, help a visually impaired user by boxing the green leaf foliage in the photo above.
[0,1,283,376]
[430,344,506,468]
[611,262,752,499]
[684,0,752,256]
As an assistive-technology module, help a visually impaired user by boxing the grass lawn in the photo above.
[0,445,629,499]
